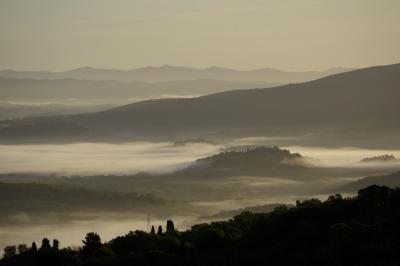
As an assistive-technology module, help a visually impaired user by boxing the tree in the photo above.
[3,246,16,259]
[166,220,175,234]
[17,244,28,254]
[157,225,163,235]
[296,198,322,208]
[82,232,102,258]
[358,185,391,206]
[151,225,156,235]
[52,239,60,251]
[39,238,51,252]
[31,242,38,253]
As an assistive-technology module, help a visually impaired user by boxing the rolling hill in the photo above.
[0,63,399,144]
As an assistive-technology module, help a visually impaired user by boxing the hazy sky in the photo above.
[1,0,399,71]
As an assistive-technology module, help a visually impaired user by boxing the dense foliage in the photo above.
[1,185,400,266]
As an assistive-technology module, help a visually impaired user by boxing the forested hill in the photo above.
[1,184,400,266]
[179,146,307,178]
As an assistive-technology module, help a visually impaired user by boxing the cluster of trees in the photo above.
[185,146,309,179]
[197,146,302,167]
[3,239,58,259]
[2,238,64,266]
[2,185,400,266]
[361,154,396,162]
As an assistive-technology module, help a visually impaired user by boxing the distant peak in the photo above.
[70,66,98,72]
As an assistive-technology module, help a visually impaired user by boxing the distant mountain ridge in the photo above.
[0,65,352,83]
[0,63,398,145]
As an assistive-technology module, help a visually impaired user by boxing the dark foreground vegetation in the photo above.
[2,185,400,266]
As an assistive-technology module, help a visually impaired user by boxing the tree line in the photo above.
[1,185,400,266]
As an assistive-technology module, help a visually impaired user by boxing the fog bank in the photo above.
[0,142,222,175]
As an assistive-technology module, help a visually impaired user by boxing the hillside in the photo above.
[0,63,399,144]
[337,171,400,193]
[178,146,309,178]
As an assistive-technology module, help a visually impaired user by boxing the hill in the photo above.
[336,171,400,193]
[179,146,310,178]
[0,63,399,144]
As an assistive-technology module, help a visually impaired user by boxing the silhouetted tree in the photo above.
[296,198,321,208]
[39,238,51,252]
[358,184,391,206]
[31,242,38,253]
[157,225,163,235]
[151,225,156,235]
[327,194,343,203]
[82,232,102,258]
[3,246,16,259]
[52,239,59,251]
[17,244,28,254]
[166,220,175,234]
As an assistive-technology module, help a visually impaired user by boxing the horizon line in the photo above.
[0,64,356,74]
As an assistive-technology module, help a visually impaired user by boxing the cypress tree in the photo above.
[157,225,163,235]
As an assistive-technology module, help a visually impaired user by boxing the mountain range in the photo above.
[0,63,398,145]
[0,65,351,83]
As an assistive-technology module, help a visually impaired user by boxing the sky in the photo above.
[0,0,399,71]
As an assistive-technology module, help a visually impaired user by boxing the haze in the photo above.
[1,0,400,71]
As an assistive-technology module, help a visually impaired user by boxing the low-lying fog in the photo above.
[1,138,400,253]
[1,140,399,175]
[0,142,222,175]
[286,146,400,168]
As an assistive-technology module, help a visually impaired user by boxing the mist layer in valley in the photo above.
[1,139,400,252]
